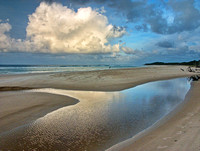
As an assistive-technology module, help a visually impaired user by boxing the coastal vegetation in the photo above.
[145,60,200,67]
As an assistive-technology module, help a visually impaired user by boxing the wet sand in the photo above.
[0,65,199,150]
[110,81,200,151]
[0,92,79,134]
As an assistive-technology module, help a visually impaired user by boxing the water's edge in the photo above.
[0,78,191,151]
[106,81,192,151]
[25,78,191,151]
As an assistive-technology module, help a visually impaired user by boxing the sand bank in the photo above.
[0,65,197,91]
[0,92,79,134]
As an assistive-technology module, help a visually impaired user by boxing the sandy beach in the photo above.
[0,92,79,134]
[1,0,200,150]
[0,65,199,150]
[0,65,197,91]
[115,80,200,151]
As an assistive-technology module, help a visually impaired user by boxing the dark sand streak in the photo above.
[0,92,79,134]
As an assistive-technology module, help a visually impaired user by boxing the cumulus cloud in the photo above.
[1,0,200,65]
[0,21,31,52]
[0,2,126,54]
[0,22,11,51]
[26,2,125,53]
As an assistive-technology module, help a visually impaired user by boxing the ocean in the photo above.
[0,65,135,75]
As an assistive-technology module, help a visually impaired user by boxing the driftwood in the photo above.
[189,75,200,81]
[187,67,193,72]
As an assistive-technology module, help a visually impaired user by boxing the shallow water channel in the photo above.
[0,78,191,151]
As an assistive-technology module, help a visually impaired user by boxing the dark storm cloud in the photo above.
[69,0,152,22]
[166,0,200,34]
[68,0,200,35]
[142,0,200,34]
[156,41,175,48]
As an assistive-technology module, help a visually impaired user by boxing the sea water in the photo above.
[0,65,135,75]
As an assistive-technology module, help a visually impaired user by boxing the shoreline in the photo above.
[0,65,199,150]
[107,79,194,151]
[111,80,200,151]
[0,65,197,91]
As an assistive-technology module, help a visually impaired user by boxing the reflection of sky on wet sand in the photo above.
[0,78,191,151]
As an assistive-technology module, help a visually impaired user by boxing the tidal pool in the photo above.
[0,78,191,151]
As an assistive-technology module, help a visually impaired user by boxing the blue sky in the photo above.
[0,0,199,65]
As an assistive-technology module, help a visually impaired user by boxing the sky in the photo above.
[0,0,200,65]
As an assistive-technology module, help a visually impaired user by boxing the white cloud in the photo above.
[0,2,126,54]
[0,20,32,52]
[0,22,12,51]
[26,2,126,53]
[121,46,147,59]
